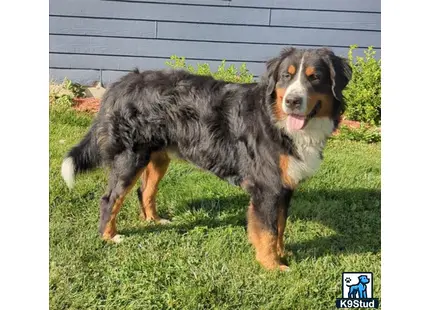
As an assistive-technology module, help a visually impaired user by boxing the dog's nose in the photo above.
[285,96,303,109]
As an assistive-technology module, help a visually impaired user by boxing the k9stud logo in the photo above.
[335,272,379,308]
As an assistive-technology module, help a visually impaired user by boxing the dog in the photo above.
[61,47,352,271]
[347,275,370,298]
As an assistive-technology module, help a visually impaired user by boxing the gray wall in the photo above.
[49,0,381,85]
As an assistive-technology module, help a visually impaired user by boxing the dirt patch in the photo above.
[339,119,361,129]
[333,118,361,135]
[73,98,101,114]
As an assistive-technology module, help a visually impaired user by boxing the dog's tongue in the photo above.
[287,115,306,131]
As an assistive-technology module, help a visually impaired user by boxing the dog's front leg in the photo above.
[276,188,294,257]
[359,286,367,299]
[247,190,288,271]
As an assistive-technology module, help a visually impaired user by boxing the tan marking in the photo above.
[247,203,288,271]
[273,88,287,121]
[306,93,335,118]
[278,155,295,258]
[287,65,296,75]
[102,168,145,240]
[305,66,316,77]
[279,154,296,188]
[139,151,170,223]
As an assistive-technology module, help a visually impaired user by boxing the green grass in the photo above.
[49,107,381,310]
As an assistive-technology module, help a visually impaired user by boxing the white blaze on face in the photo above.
[282,54,307,115]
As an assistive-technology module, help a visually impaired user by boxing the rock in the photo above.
[85,82,106,99]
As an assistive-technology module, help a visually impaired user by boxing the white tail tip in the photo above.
[61,157,75,189]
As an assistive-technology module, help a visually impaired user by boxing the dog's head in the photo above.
[262,47,352,133]
[358,275,370,284]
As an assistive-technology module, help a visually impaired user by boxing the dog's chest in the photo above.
[287,143,323,185]
[284,118,333,185]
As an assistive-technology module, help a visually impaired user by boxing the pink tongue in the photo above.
[287,115,306,131]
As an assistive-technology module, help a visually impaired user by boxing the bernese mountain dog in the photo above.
[61,47,352,271]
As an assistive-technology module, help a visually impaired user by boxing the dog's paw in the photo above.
[140,214,171,225]
[110,234,125,244]
[156,218,171,225]
[279,264,290,272]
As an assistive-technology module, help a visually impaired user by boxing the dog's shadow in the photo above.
[121,188,380,260]
[283,188,381,261]
[120,194,249,235]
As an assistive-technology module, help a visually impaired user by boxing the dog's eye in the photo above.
[281,73,291,80]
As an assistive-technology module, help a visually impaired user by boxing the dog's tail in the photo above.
[61,124,102,189]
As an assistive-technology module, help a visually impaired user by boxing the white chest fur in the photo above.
[286,117,334,185]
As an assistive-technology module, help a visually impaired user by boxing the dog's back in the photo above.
[94,69,267,178]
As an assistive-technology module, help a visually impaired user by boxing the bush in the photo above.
[343,45,381,125]
[334,124,381,143]
[165,51,381,127]
[49,78,85,108]
[165,55,254,83]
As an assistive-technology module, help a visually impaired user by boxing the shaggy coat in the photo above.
[61,47,352,270]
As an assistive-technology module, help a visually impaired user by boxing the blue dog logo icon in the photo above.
[346,275,370,298]
[336,272,379,308]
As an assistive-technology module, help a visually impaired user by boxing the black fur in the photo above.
[319,48,352,127]
[64,47,351,238]
[65,124,101,173]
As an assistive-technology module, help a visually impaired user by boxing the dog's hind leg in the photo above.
[137,151,171,224]
[276,188,293,257]
[99,150,149,242]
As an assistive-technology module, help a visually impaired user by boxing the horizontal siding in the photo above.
[49,0,380,85]
[50,69,102,85]
[49,0,270,26]
[112,0,380,12]
[50,68,132,86]
[157,22,380,47]
[112,0,231,6]
[49,16,156,37]
[230,0,380,12]
[50,16,380,47]
[230,0,381,12]
[49,53,266,75]
[270,10,380,31]
[50,35,380,63]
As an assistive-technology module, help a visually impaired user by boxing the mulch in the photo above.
[73,98,101,114]
[72,97,366,134]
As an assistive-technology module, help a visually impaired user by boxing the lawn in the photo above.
[49,107,381,310]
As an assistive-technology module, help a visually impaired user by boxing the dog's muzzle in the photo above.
[306,100,322,121]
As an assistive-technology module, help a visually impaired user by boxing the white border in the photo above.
[382,0,430,308]
[0,0,49,309]
[1,0,428,308]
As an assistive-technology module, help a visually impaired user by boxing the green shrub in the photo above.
[49,78,86,109]
[165,51,381,127]
[334,124,381,143]
[64,78,85,98]
[343,45,381,125]
[165,55,254,83]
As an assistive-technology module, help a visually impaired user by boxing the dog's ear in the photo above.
[262,47,295,97]
[319,48,352,101]
[263,56,282,97]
